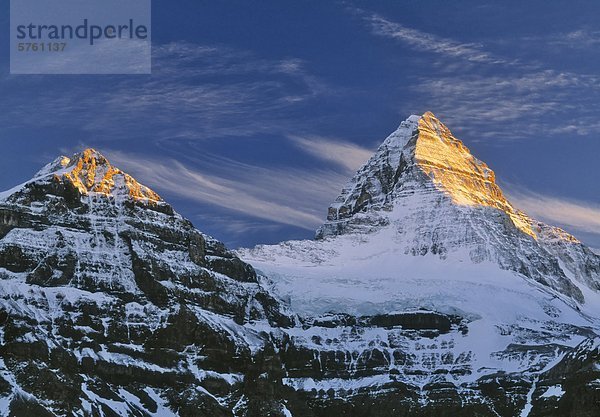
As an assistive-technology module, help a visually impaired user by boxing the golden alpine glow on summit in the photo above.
[415,112,537,239]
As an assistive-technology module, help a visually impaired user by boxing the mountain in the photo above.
[0,149,292,416]
[239,112,600,416]
[0,114,599,417]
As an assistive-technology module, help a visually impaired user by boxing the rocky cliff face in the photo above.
[240,112,600,417]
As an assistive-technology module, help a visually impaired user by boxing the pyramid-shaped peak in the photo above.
[320,113,537,239]
[379,112,520,217]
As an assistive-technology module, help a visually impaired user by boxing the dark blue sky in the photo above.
[1,1,599,248]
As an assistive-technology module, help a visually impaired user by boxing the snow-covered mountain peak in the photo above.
[62,148,162,202]
[244,113,599,307]
[8,148,163,204]
[0,149,295,415]
[322,111,537,238]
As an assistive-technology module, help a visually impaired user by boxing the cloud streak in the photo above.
[105,149,349,231]
[351,7,600,139]
[288,135,374,173]
[0,42,333,142]
[413,71,600,139]
[521,29,600,49]
[508,189,600,237]
[353,9,505,65]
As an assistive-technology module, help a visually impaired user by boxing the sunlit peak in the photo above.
[414,112,537,238]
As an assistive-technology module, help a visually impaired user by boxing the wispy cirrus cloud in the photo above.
[350,7,600,139]
[351,8,506,65]
[413,71,600,139]
[507,188,600,238]
[288,135,373,173]
[105,149,348,231]
[561,29,600,47]
[521,29,600,49]
[0,42,333,142]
